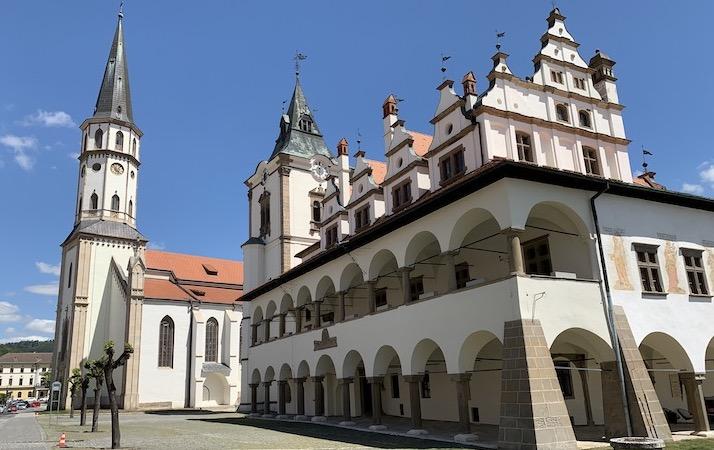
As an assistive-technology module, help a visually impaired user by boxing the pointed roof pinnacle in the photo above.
[94,7,134,124]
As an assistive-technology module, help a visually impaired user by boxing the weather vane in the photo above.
[119,1,124,18]
[294,52,308,78]
[495,30,506,50]
[440,54,451,79]
[356,129,362,151]
[281,99,287,114]
[642,146,653,172]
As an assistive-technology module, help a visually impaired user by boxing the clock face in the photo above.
[110,163,124,175]
[310,160,328,182]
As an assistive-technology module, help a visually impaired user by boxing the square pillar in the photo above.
[679,372,710,433]
[249,383,259,414]
[451,373,472,435]
[338,377,354,425]
[404,375,424,430]
[368,376,385,428]
[310,376,325,419]
[293,377,306,418]
[400,267,414,304]
[337,291,346,322]
[262,381,273,416]
[263,319,271,342]
[278,313,286,338]
[367,280,377,313]
[499,319,577,450]
[277,380,288,416]
[313,300,322,329]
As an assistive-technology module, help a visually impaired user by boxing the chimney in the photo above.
[336,138,351,205]
[589,49,619,103]
[382,94,398,152]
[336,138,349,156]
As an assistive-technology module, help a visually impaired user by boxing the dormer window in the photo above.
[556,104,570,123]
[298,117,313,132]
[325,225,338,248]
[550,70,564,84]
[439,147,466,183]
[578,110,592,128]
[202,264,218,276]
[574,77,586,90]
[355,204,370,231]
[392,180,412,210]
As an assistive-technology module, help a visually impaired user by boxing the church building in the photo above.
[51,9,244,410]
[239,7,714,449]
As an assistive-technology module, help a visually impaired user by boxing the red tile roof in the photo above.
[410,132,433,157]
[144,278,192,302]
[146,250,243,284]
[365,159,387,185]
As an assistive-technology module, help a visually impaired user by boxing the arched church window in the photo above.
[111,194,120,211]
[205,318,219,362]
[132,138,137,156]
[312,201,321,222]
[128,200,133,217]
[578,110,591,128]
[115,131,124,151]
[94,128,103,149]
[555,104,570,123]
[90,193,99,210]
[158,316,174,368]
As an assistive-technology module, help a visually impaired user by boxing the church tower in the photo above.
[52,7,146,409]
[242,78,335,290]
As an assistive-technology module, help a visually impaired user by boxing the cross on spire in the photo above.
[294,52,307,79]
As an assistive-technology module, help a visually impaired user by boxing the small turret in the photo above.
[336,139,350,205]
[382,95,398,151]
[462,71,477,96]
[589,49,619,103]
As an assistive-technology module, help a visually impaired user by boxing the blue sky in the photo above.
[1,1,713,344]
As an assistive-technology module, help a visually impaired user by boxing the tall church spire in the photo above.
[94,6,134,124]
[270,79,331,160]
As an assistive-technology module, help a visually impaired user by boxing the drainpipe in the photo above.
[590,183,632,437]
[185,303,194,408]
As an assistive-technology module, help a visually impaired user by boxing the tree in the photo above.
[86,360,104,432]
[68,369,82,419]
[101,341,134,449]
[79,363,91,426]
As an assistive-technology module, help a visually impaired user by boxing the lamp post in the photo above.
[32,363,38,399]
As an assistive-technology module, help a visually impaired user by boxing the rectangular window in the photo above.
[683,250,709,295]
[355,205,370,231]
[635,245,664,293]
[409,275,424,301]
[20,368,24,373]
[439,147,466,183]
[325,225,338,248]
[304,308,312,324]
[29,378,33,386]
[19,378,23,386]
[455,262,470,289]
[392,180,412,210]
[259,193,271,238]
[8,378,12,386]
[583,147,600,175]
[322,311,335,323]
[420,372,431,398]
[375,288,388,308]
[574,77,586,89]
[390,374,400,399]
[554,361,574,398]
[522,236,553,276]
[550,70,564,84]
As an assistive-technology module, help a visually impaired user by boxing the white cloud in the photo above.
[0,336,52,344]
[21,110,76,128]
[148,242,166,250]
[681,183,705,196]
[24,282,59,296]
[0,301,21,323]
[700,163,714,185]
[0,134,38,171]
[5,327,16,334]
[35,262,61,277]
[25,319,55,334]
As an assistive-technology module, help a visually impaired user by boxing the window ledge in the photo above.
[641,291,668,298]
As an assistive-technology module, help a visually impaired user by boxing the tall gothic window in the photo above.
[128,200,133,217]
[205,318,219,362]
[158,316,174,368]
[94,128,103,149]
[259,192,271,237]
[132,138,137,156]
[111,194,120,211]
[90,193,99,210]
[115,131,124,151]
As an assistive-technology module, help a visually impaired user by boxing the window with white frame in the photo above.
[515,132,534,162]
[582,146,600,175]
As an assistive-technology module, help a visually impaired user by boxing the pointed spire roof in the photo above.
[270,79,331,160]
[94,8,134,124]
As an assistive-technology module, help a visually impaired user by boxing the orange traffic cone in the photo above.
[58,432,67,448]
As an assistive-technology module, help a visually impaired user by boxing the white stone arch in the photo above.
[368,249,399,281]
[315,354,337,377]
[279,363,293,381]
[342,350,366,379]
[251,368,262,384]
[279,293,294,313]
[265,301,277,319]
[409,338,449,376]
[372,345,402,378]
[296,360,311,378]
[512,195,593,236]
[202,373,229,405]
[448,207,504,251]
[264,366,276,382]
[457,330,502,374]
[550,327,614,363]
[403,230,442,267]
[252,305,264,325]
[639,332,695,373]
[279,293,296,335]
[339,263,365,292]
[315,275,337,301]
[296,285,312,307]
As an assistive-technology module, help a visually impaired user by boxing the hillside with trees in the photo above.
[0,340,54,357]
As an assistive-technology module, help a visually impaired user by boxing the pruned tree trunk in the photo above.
[91,382,102,432]
[102,342,133,449]
[80,380,89,426]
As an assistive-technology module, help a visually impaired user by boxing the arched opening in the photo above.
[410,339,453,422]
[339,263,366,320]
[205,317,219,362]
[158,316,174,368]
[312,200,321,222]
[315,355,338,417]
[315,276,337,326]
[373,345,405,422]
[296,360,313,416]
[368,249,401,310]
[115,131,124,151]
[296,286,312,333]
[279,294,296,336]
[550,328,615,431]
[202,373,229,405]
[342,350,368,417]
[265,301,277,341]
[458,331,503,426]
[251,306,263,345]
[111,194,120,211]
[132,138,137,156]
[639,332,696,429]
[90,193,99,210]
[448,208,508,288]
[128,200,133,217]
[404,231,443,300]
[704,337,714,419]
[522,202,594,279]
[578,110,592,128]
[556,104,570,122]
[94,128,103,149]
[278,364,294,415]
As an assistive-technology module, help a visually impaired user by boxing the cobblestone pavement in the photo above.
[38,410,472,449]
[0,409,50,449]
